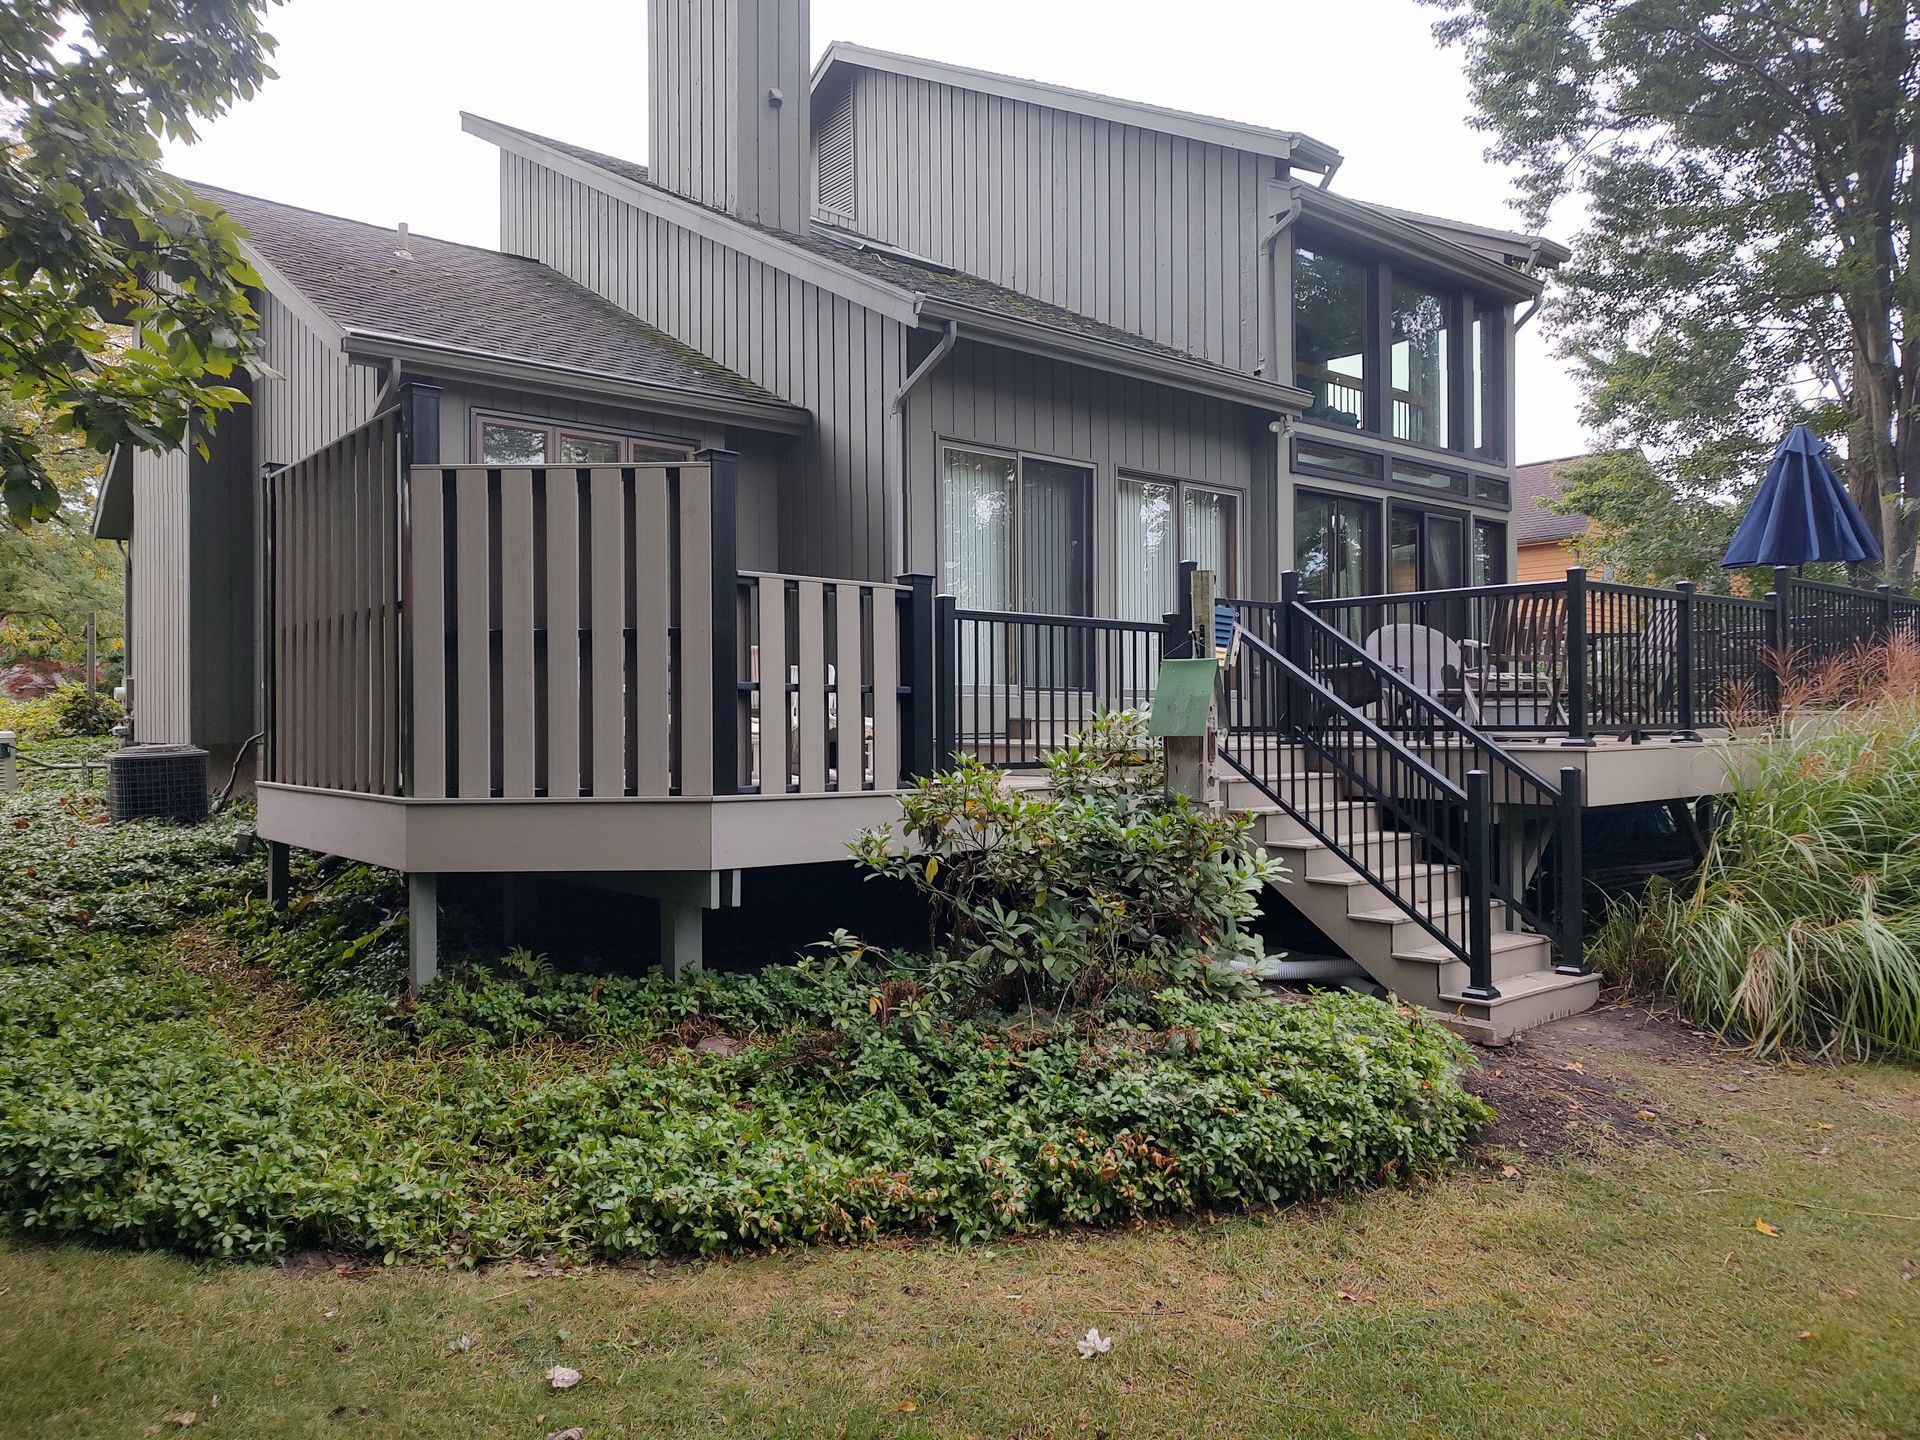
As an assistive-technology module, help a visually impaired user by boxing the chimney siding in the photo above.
[649,0,811,233]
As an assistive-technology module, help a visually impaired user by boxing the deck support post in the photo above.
[266,840,291,909]
[1553,766,1587,975]
[407,872,439,996]
[1460,770,1500,1001]
[898,573,937,781]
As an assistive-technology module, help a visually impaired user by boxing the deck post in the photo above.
[1875,584,1895,643]
[659,890,704,981]
[1672,580,1697,737]
[698,450,741,796]
[1768,567,1794,713]
[934,592,957,769]
[407,872,439,996]
[1553,766,1587,975]
[898,573,937,781]
[396,385,440,799]
[266,840,291,909]
[1461,769,1499,1001]
[1563,566,1591,744]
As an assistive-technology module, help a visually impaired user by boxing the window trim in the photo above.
[937,441,1095,617]
[470,409,698,466]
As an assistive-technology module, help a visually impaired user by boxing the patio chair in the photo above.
[1361,623,1469,724]
[1460,589,1570,729]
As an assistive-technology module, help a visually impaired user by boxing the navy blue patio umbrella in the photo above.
[1721,423,1881,569]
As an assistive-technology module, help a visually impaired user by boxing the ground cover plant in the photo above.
[0,736,1489,1265]
[1595,639,1920,1061]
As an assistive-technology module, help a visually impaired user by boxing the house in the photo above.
[101,0,1884,1038]
[1513,453,1601,582]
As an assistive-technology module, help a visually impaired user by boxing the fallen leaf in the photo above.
[1754,1219,1781,1237]
[447,1334,471,1354]
[321,1307,340,1319]
[165,1415,197,1429]
[1649,1356,1671,1366]
[1720,1083,1742,1093]
[544,1429,585,1440]
[1901,1258,1914,1280]
[1075,1327,1114,1359]
[1812,1122,1833,1130]
[1635,1110,1658,1121]
[1797,1330,1817,1342]
[545,1366,582,1390]
[893,1400,919,1413]
[1499,1165,1520,1180]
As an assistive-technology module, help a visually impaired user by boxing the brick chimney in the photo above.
[648,0,812,233]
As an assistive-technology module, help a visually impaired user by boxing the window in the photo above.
[1115,477,1242,621]
[1390,279,1450,447]
[1472,474,1511,506]
[1294,489,1381,601]
[1390,458,1468,497]
[1293,247,1369,430]
[1292,239,1507,458]
[1472,519,1508,586]
[940,447,1092,616]
[1390,504,1465,593]
[1294,438,1383,483]
[473,413,696,466]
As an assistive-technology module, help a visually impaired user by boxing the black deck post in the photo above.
[266,839,291,909]
[898,573,936,781]
[697,449,740,796]
[1876,584,1895,644]
[1553,765,1587,975]
[1672,579,1697,736]
[1768,566,1794,713]
[1564,566,1590,744]
[1462,768,1499,1001]
[934,592,958,769]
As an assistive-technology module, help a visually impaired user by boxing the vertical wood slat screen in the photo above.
[264,411,403,793]
[739,572,908,795]
[404,463,700,800]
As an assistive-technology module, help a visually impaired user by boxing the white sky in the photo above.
[161,0,1593,464]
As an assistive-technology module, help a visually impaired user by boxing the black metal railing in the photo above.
[941,605,1168,768]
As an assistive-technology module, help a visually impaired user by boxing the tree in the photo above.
[1544,450,1743,590]
[0,394,122,670]
[1425,0,1920,588]
[2,1,279,528]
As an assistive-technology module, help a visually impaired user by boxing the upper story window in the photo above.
[1293,247,1368,431]
[1292,241,1509,462]
[475,413,695,466]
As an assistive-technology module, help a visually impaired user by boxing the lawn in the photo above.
[3,1006,1915,1439]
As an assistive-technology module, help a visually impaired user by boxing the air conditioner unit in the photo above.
[106,744,209,824]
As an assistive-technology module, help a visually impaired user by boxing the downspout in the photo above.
[1316,156,1343,190]
[1515,239,1547,329]
[1256,192,1304,382]
[887,319,958,577]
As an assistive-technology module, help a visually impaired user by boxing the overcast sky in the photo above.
[161,0,1593,463]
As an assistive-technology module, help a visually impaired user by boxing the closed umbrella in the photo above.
[1721,424,1881,568]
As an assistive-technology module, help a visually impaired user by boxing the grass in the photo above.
[2,1022,1915,1438]
[1595,639,1920,1061]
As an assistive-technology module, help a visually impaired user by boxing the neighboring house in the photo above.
[114,0,1771,1038]
[1512,454,1602,582]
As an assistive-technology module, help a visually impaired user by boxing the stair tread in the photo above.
[1439,968,1599,1006]
[1393,930,1552,964]
[1347,893,1504,922]
[1266,828,1410,853]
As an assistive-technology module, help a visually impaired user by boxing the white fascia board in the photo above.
[812,42,1343,175]
[462,113,922,329]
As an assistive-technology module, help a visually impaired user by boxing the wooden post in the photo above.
[898,573,936,781]
[266,840,291,909]
[85,612,97,694]
[1461,769,1499,1000]
[407,872,439,995]
[1553,766,1586,975]
[1672,580,1697,736]
[696,450,741,796]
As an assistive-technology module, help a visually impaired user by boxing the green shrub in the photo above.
[1593,680,1920,1061]
[44,682,121,736]
[0,945,1487,1260]
[0,693,62,743]
[851,712,1285,1007]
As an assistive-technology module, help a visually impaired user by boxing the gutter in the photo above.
[1257,191,1305,383]
[338,332,813,434]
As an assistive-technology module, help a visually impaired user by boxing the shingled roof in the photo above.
[190,182,796,417]
[1512,454,1602,545]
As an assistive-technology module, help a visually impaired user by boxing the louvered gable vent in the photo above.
[816,97,855,219]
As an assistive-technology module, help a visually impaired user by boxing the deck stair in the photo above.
[1221,762,1599,1038]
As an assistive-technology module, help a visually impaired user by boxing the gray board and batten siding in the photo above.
[817,62,1286,376]
[903,337,1280,610]
[501,148,908,584]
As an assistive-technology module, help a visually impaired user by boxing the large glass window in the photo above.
[1390,504,1465,593]
[474,412,696,465]
[1294,490,1381,601]
[1293,247,1369,431]
[1472,519,1508,586]
[1391,280,1450,447]
[941,448,1092,615]
[1468,304,1504,459]
[1115,478,1241,620]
